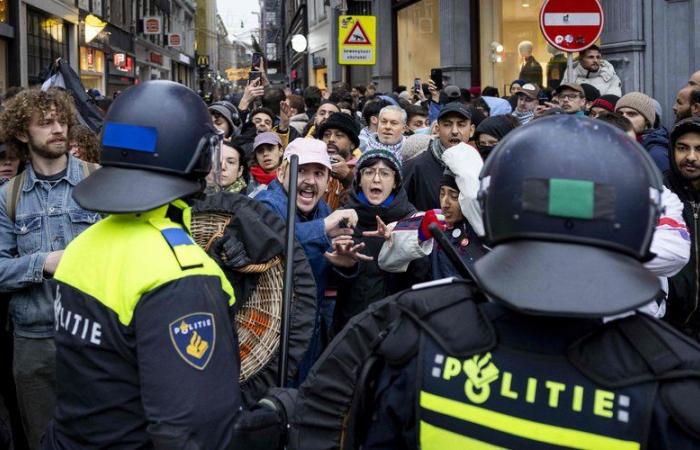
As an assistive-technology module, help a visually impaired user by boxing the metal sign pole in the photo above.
[278,155,298,388]
[566,51,574,82]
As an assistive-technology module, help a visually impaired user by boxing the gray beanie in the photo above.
[615,92,656,128]
[402,134,432,162]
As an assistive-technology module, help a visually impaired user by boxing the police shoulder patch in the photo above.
[169,312,216,370]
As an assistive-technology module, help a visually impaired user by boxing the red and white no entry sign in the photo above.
[539,0,604,53]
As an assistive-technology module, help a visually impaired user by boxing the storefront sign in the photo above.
[110,53,134,76]
[539,0,604,53]
[167,33,182,48]
[80,47,105,73]
[143,16,162,35]
[338,15,376,65]
[150,52,163,65]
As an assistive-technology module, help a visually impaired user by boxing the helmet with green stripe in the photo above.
[73,80,219,213]
[474,115,664,318]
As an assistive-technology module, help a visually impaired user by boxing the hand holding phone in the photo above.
[251,52,263,71]
[430,68,443,91]
[248,70,262,84]
[414,78,421,93]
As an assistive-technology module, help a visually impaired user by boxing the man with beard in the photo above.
[317,112,361,210]
[255,138,362,383]
[666,117,700,339]
[0,88,100,449]
[402,103,476,211]
[511,83,539,125]
[554,82,587,115]
[562,44,622,96]
[673,86,699,122]
[616,92,670,172]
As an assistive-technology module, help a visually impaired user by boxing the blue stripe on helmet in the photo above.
[102,122,158,153]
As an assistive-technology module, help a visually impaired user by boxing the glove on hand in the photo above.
[209,227,252,269]
[230,389,298,450]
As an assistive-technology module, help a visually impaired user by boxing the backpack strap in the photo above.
[5,171,27,223]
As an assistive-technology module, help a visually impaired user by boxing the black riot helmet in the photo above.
[474,115,663,318]
[73,81,219,213]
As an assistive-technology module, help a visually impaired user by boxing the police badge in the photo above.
[169,312,216,370]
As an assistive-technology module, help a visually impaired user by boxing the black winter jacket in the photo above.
[332,189,429,334]
[665,162,700,338]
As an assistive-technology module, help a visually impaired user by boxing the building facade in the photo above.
[283,0,373,91]
[279,0,699,126]
[0,0,16,92]
[260,0,284,84]
[0,0,197,95]
[380,0,700,128]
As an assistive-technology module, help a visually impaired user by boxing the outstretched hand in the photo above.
[362,216,393,247]
[324,236,373,268]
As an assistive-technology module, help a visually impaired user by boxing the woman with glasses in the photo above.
[328,148,429,335]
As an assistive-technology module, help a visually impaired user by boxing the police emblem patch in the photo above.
[169,313,216,370]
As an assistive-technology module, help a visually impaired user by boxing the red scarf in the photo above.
[250,165,277,185]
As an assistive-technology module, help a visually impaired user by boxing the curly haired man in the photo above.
[0,88,100,449]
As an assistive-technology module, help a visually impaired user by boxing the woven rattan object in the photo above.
[191,211,283,381]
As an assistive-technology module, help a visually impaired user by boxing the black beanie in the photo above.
[316,112,361,148]
[440,171,459,192]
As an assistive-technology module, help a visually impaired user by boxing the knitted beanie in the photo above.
[355,148,403,187]
[401,134,432,162]
[316,112,361,148]
[615,92,656,127]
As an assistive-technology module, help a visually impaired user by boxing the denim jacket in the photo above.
[0,155,100,338]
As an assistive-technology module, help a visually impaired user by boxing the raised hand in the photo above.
[324,236,373,268]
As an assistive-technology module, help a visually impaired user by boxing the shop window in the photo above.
[0,0,7,23]
[480,0,583,94]
[27,9,68,85]
[396,0,440,89]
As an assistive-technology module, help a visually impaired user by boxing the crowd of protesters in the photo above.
[1,42,700,449]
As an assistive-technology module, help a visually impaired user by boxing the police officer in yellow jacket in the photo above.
[288,115,700,450]
[42,81,290,449]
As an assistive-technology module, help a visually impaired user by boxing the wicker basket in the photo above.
[191,211,283,381]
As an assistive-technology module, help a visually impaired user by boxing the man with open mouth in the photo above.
[255,137,365,384]
[403,102,476,211]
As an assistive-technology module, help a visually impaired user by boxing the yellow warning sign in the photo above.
[338,15,376,65]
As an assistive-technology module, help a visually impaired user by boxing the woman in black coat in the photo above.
[328,148,430,334]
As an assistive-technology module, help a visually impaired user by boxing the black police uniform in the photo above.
[288,116,700,450]
[44,202,242,448]
[43,81,289,449]
[361,284,700,449]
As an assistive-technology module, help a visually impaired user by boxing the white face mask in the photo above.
[413,127,431,135]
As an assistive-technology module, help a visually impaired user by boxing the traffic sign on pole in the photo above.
[338,16,376,65]
[539,0,604,53]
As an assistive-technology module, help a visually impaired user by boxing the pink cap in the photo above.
[283,138,332,170]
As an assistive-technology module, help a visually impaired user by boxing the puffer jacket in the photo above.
[563,59,622,96]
